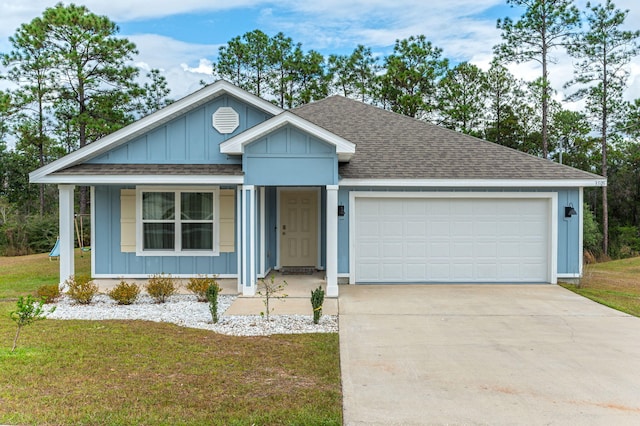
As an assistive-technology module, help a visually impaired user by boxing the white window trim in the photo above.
[136,186,220,256]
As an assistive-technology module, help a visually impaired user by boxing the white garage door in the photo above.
[353,197,550,283]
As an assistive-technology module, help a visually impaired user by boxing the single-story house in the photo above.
[30,80,606,297]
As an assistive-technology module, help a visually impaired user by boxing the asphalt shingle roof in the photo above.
[292,96,602,181]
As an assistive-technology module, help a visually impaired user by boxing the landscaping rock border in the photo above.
[46,294,338,336]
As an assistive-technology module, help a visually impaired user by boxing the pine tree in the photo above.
[495,0,580,159]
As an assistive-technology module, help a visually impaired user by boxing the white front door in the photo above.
[280,190,318,267]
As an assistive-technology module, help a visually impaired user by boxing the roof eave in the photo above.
[31,174,245,185]
[338,178,607,188]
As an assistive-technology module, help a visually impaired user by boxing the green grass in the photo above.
[560,256,640,317]
[0,252,342,425]
[0,250,91,299]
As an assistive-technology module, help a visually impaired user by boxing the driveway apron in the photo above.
[339,285,640,425]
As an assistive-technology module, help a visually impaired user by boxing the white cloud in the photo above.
[127,34,220,99]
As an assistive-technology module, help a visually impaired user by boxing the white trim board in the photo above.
[339,178,606,188]
[348,191,558,285]
[93,274,238,279]
[33,174,244,185]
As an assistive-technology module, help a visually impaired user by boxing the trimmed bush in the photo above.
[36,284,62,303]
[146,274,177,303]
[186,275,219,302]
[311,286,325,324]
[206,282,221,323]
[108,281,140,305]
[66,274,98,305]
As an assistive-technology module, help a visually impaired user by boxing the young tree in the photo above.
[495,0,580,159]
[437,62,486,135]
[379,35,449,119]
[564,0,640,255]
[38,3,141,214]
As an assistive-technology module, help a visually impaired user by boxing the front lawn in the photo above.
[560,256,640,317]
[0,250,91,299]
[0,305,341,425]
[0,252,342,425]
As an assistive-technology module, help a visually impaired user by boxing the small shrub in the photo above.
[66,274,98,305]
[36,284,62,303]
[257,274,287,321]
[311,286,325,324]
[108,281,140,305]
[187,275,218,302]
[146,273,177,303]
[206,282,221,323]
[10,295,55,352]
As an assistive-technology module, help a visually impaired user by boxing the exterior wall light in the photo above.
[564,203,577,218]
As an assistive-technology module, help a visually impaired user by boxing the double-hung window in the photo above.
[136,186,219,256]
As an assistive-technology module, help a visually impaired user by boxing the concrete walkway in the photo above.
[339,284,640,425]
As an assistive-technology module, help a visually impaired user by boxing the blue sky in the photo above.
[0,0,639,101]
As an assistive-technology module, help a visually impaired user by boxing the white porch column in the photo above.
[242,185,257,296]
[58,185,75,288]
[326,185,339,297]
[237,186,243,293]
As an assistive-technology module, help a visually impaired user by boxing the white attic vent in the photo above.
[212,107,239,134]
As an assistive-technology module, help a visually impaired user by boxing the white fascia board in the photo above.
[29,80,282,182]
[220,111,356,160]
[338,178,607,188]
[31,174,244,185]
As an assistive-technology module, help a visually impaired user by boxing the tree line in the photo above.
[1,1,639,258]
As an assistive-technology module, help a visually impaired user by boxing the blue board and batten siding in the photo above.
[93,186,237,276]
[244,125,338,185]
[336,187,582,277]
[88,95,272,165]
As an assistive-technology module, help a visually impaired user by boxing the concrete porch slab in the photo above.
[225,271,338,316]
[223,296,338,316]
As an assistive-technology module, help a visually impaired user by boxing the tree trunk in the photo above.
[541,45,549,159]
[11,326,22,352]
[601,59,609,256]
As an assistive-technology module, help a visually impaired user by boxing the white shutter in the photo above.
[219,189,235,252]
[120,189,136,253]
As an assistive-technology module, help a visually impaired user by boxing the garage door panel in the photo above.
[406,242,427,257]
[382,264,403,281]
[406,221,427,236]
[354,197,550,283]
[406,264,427,280]
[382,221,403,237]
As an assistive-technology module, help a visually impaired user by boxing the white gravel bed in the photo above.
[46,294,338,336]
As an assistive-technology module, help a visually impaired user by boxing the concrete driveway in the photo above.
[339,285,640,425]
